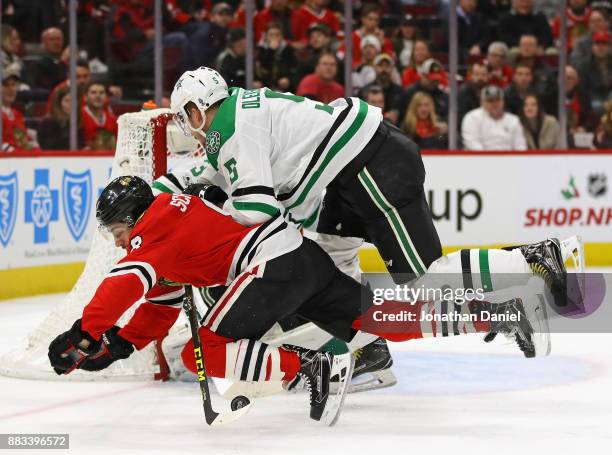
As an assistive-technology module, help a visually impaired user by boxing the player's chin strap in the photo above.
[182,285,252,426]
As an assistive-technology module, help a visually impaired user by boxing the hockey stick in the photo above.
[182,284,252,426]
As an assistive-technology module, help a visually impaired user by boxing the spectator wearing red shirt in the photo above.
[297,52,344,103]
[337,4,395,68]
[2,72,38,152]
[401,39,431,87]
[291,0,340,42]
[486,41,514,88]
[80,82,118,151]
[552,0,592,52]
[110,0,187,69]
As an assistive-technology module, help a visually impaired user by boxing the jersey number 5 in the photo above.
[224,158,239,183]
[170,194,191,212]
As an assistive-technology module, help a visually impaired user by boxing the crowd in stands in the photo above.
[2,0,612,152]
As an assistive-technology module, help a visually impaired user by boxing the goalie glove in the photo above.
[48,320,134,375]
[183,183,228,206]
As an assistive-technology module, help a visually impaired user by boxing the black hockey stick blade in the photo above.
[182,285,252,426]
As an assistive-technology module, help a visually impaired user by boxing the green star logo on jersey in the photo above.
[207,130,221,154]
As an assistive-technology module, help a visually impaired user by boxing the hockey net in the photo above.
[0,108,201,381]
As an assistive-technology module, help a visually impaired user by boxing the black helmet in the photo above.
[96,176,154,227]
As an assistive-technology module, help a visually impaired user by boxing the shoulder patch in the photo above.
[207,130,221,154]
[205,88,240,170]
[130,235,143,250]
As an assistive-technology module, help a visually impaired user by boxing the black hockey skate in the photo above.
[286,347,354,425]
[353,338,393,377]
[349,338,397,393]
[475,298,536,358]
[517,238,568,307]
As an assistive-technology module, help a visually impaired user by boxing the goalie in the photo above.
[49,176,566,423]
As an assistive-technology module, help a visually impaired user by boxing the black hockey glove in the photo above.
[183,183,228,206]
[79,326,134,372]
[48,320,134,375]
[48,319,100,375]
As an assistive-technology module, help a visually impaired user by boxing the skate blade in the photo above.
[321,353,354,427]
[345,368,397,394]
[531,294,552,357]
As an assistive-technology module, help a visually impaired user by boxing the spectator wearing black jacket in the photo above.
[362,53,404,124]
[256,23,297,92]
[458,61,489,125]
[504,62,536,115]
[216,28,247,88]
[444,0,491,62]
[183,3,233,70]
[28,27,66,91]
[294,23,333,86]
[514,34,556,111]
[37,86,83,150]
[577,30,612,115]
[498,0,554,50]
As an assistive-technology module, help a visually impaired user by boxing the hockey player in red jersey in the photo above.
[49,176,555,422]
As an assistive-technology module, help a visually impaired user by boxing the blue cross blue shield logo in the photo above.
[25,169,59,244]
[62,170,92,242]
[0,172,18,247]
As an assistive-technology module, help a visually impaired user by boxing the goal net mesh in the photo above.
[0,108,201,381]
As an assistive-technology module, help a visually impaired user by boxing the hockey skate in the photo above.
[286,347,354,426]
[515,236,585,307]
[347,338,397,393]
[478,297,549,358]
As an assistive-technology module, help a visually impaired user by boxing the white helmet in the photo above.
[170,67,229,137]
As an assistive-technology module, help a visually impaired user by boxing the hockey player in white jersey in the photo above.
[159,67,579,390]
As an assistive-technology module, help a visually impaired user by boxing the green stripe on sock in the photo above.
[319,337,349,355]
[479,249,493,292]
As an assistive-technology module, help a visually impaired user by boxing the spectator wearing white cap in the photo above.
[351,34,381,94]
[461,85,527,150]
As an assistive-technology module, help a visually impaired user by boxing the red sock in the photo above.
[275,348,301,381]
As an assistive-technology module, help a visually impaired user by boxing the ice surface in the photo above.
[1,277,611,455]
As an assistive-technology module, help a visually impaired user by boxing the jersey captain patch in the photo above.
[207,130,221,154]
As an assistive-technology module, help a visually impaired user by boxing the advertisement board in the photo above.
[423,152,612,247]
[1,151,611,298]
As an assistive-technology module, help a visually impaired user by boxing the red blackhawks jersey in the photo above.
[81,193,302,349]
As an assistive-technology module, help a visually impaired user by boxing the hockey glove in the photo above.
[48,319,101,375]
[79,326,134,372]
[183,183,228,206]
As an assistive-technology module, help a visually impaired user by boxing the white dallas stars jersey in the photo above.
[156,87,382,229]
